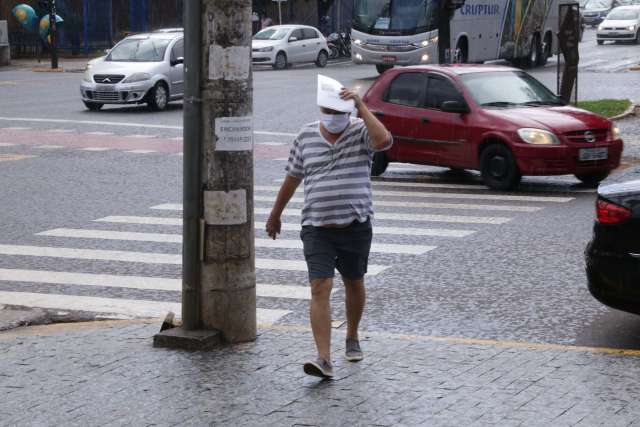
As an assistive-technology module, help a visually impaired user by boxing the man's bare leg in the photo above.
[310,278,334,361]
[343,277,365,340]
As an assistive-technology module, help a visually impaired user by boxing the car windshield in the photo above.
[579,0,590,7]
[353,0,439,35]
[107,38,171,62]
[460,71,563,108]
[607,8,640,19]
[253,28,289,40]
[586,0,613,10]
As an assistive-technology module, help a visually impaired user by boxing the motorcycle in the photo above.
[327,31,351,59]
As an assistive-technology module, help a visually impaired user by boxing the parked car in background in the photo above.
[252,25,329,70]
[363,64,623,190]
[583,0,616,26]
[80,30,184,111]
[586,177,640,315]
[597,5,640,44]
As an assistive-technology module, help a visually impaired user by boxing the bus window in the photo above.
[353,0,439,35]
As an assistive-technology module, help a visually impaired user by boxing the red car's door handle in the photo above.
[372,111,384,117]
[421,117,430,124]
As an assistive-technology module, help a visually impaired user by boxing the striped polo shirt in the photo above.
[285,117,392,227]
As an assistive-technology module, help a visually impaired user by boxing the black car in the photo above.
[586,177,640,314]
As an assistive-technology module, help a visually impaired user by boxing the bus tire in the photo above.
[376,64,393,74]
[537,32,552,67]
[456,37,469,63]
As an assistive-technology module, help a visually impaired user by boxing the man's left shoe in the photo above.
[345,338,363,362]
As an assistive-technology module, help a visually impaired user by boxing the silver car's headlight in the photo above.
[598,24,605,31]
[123,73,151,83]
[628,25,636,31]
[255,46,274,52]
[517,128,561,145]
[82,71,93,83]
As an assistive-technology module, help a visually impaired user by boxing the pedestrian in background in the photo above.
[266,76,392,379]
[261,16,273,29]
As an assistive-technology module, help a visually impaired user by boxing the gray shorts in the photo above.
[300,218,373,282]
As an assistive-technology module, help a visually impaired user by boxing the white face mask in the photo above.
[320,112,350,134]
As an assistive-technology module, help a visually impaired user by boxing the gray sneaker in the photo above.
[346,338,363,362]
[303,357,334,378]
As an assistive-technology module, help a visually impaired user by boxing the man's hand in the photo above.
[340,88,364,110]
[266,213,282,240]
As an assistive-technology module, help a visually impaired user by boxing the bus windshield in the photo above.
[353,0,439,36]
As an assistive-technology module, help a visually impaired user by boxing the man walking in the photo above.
[266,76,392,378]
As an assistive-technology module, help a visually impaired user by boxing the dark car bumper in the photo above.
[514,140,623,176]
[583,16,605,26]
[586,242,640,314]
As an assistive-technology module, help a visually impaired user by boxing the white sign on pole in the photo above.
[0,21,8,47]
[214,116,253,152]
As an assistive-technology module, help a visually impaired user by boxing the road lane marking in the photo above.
[38,228,436,255]
[0,291,290,324]
[253,207,510,225]
[127,134,156,139]
[79,147,111,152]
[0,143,17,147]
[85,131,113,136]
[3,127,31,130]
[0,154,37,162]
[0,268,314,299]
[47,129,74,133]
[125,150,157,154]
[0,117,296,137]
[35,145,64,149]
[94,216,474,237]
[254,185,574,203]
[153,198,543,213]
[94,216,474,238]
[0,244,387,275]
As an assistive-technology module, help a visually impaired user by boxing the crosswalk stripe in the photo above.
[254,185,574,203]
[273,177,489,191]
[255,238,436,255]
[96,216,181,225]
[0,291,291,324]
[255,259,388,275]
[0,143,17,147]
[93,216,473,238]
[0,268,313,299]
[0,244,181,264]
[37,229,436,255]
[80,147,111,151]
[36,145,64,149]
[253,207,510,225]
[0,244,387,275]
[125,150,157,154]
[85,131,113,136]
[154,199,542,213]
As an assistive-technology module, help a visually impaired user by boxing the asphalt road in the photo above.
[1,29,640,351]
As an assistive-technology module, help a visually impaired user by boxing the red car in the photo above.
[364,65,623,190]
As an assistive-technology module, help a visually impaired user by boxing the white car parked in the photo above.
[252,25,329,70]
[597,5,640,44]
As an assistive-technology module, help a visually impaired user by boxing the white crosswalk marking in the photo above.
[0,143,17,147]
[125,150,157,154]
[37,229,436,255]
[36,145,64,149]
[0,244,388,275]
[153,198,543,213]
[254,185,574,203]
[96,216,181,225]
[80,147,111,152]
[0,291,290,325]
[85,131,113,136]
[254,207,511,225]
[0,268,313,299]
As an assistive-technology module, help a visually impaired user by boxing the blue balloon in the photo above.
[11,4,37,32]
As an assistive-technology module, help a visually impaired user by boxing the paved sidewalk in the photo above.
[2,321,640,426]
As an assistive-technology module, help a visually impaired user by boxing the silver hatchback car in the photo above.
[80,30,184,111]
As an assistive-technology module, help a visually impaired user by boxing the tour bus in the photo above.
[351,0,569,74]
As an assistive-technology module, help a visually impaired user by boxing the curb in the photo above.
[611,103,640,121]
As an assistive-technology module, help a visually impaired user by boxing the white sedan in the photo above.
[252,25,329,70]
[597,5,640,44]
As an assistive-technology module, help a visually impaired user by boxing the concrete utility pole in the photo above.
[154,0,256,350]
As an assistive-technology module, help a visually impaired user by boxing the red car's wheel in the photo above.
[480,144,522,191]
